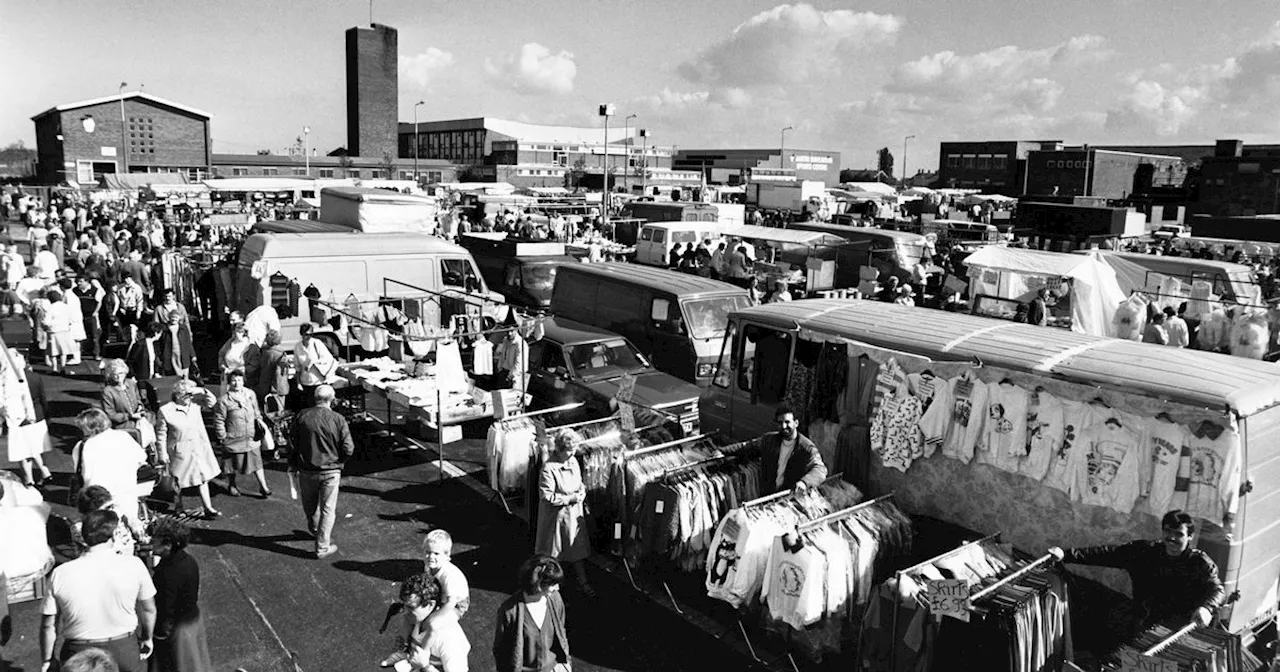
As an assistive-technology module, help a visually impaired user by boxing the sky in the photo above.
[5,0,1280,173]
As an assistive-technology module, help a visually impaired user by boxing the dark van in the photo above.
[458,234,577,310]
[551,263,751,386]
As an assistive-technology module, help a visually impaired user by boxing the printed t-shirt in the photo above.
[1145,419,1188,514]
[1074,420,1143,513]
[976,382,1030,473]
[1021,391,1065,481]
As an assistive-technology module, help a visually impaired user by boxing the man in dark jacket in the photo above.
[757,405,827,495]
[290,384,354,559]
[1050,510,1224,652]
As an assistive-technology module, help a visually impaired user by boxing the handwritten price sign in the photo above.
[924,579,970,622]
[1117,647,1178,672]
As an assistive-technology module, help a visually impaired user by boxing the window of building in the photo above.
[349,169,362,178]
[962,155,975,169]
[371,169,385,179]
[319,168,335,178]
[947,154,960,168]
[293,167,307,176]
[426,171,442,183]
[232,167,249,176]
[993,155,1008,170]
[263,168,279,176]
[977,155,991,170]
[400,170,413,180]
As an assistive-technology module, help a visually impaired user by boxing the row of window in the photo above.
[945,154,1010,171]
[1043,160,1091,169]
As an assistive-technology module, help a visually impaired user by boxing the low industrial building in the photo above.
[210,152,456,183]
[397,117,688,191]
[1197,140,1280,217]
[671,148,841,186]
[936,140,1062,195]
[1023,148,1185,200]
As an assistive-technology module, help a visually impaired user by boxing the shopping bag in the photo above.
[8,420,51,462]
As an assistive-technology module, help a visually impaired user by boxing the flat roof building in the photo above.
[672,148,841,186]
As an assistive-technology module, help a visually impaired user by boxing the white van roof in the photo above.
[240,232,470,260]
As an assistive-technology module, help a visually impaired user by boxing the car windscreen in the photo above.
[682,295,751,340]
[567,339,646,380]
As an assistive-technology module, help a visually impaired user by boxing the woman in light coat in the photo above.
[535,428,594,596]
[40,288,75,374]
[213,369,271,498]
[157,379,222,519]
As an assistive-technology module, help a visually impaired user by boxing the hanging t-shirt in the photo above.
[1144,419,1189,514]
[1074,420,1143,513]
[1042,400,1099,496]
[907,372,941,412]
[928,374,987,463]
[976,382,1030,473]
[762,535,826,630]
[1020,390,1065,481]
[917,380,954,458]
[1182,422,1242,525]
[869,382,924,472]
[472,338,494,375]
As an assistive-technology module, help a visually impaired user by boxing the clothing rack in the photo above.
[739,473,845,509]
[796,492,894,531]
[313,297,523,344]
[503,402,586,422]
[1142,622,1198,657]
[969,552,1056,603]
[623,433,707,459]
[658,451,738,479]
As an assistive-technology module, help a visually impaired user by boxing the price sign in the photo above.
[924,579,971,622]
[1116,647,1178,672]
[615,373,637,433]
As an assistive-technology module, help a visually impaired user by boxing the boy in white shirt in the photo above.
[423,529,470,619]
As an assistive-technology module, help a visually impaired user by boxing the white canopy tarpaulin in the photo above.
[963,246,1128,337]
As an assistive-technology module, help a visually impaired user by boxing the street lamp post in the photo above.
[598,103,615,231]
[639,129,648,196]
[118,82,128,173]
[413,100,425,183]
[303,126,311,176]
[623,114,636,192]
[903,134,916,187]
[780,125,794,171]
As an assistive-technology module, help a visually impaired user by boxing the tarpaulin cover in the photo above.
[319,187,439,234]
[962,245,1127,337]
[100,173,187,189]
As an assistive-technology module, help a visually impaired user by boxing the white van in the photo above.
[234,231,505,352]
[635,220,732,266]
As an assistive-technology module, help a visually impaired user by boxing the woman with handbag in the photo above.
[99,358,156,453]
[212,369,272,499]
[157,380,222,519]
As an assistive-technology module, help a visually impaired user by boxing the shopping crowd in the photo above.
[0,192,595,672]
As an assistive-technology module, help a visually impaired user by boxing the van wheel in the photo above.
[316,333,344,360]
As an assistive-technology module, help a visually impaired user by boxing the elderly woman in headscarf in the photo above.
[535,428,594,596]
[157,379,222,519]
[99,358,156,452]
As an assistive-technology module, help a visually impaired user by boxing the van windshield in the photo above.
[682,295,751,340]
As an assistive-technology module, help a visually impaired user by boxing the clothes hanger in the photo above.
[1156,411,1174,423]
[1105,416,1123,429]
[1089,396,1110,408]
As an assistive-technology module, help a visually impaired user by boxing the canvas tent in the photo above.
[962,246,1128,337]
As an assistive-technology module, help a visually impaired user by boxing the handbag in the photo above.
[67,440,86,507]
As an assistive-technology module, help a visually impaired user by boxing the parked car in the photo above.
[527,317,702,436]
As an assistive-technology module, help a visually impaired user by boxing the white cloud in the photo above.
[484,43,577,95]
[678,3,901,88]
[399,48,454,88]
[890,34,1109,95]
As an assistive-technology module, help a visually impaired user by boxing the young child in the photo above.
[422,529,470,619]
[380,574,470,671]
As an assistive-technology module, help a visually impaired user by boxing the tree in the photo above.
[877,148,895,177]
[380,151,396,180]
[337,154,353,178]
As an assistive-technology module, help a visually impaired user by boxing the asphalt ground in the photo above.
[0,219,761,672]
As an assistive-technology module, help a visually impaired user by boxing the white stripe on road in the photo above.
[214,549,305,672]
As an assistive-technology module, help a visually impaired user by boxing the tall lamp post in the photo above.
[902,134,916,187]
[118,82,128,173]
[303,126,311,176]
[623,113,636,192]
[598,103,615,230]
[413,100,425,183]
[780,125,794,171]
[639,129,649,196]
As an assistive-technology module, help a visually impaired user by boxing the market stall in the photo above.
[961,245,1127,335]
[722,224,848,295]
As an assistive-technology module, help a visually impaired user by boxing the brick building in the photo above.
[1196,140,1280,217]
[398,117,684,190]
[936,140,1061,195]
[31,92,211,184]
[1023,148,1184,199]
[346,24,398,160]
